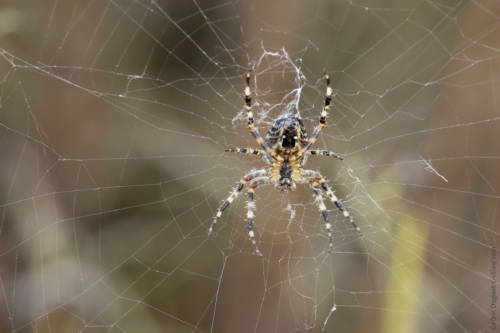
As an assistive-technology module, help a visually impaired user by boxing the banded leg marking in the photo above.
[247,184,263,257]
[209,170,265,235]
[319,178,363,236]
[244,70,275,157]
[311,181,333,252]
[322,72,332,124]
[225,147,271,165]
[300,73,332,155]
[226,148,261,155]
[305,170,363,236]
[308,149,343,161]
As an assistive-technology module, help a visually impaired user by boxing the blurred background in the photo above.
[0,0,499,332]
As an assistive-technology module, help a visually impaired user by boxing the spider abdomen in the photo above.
[265,114,308,149]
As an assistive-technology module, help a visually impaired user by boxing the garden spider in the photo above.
[209,70,362,256]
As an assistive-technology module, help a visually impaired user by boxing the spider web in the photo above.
[0,0,498,332]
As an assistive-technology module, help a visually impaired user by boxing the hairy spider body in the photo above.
[270,153,301,192]
[209,71,362,256]
[266,114,308,149]
[265,114,308,191]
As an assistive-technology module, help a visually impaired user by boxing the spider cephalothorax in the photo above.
[209,70,363,256]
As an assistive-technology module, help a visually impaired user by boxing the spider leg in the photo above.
[299,73,332,155]
[246,177,269,257]
[308,149,343,161]
[209,169,267,235]
[310,180,334,253]
[305,170,363,236]
[244,70,275,158]
[225,148,272,165]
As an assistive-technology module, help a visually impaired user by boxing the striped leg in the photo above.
[299,73,332,155]
[308,149,343,161]
[310,180,334,253]
[306,170,363,236]
[209,170,266,235]
[244,70,275,157]
[225,147,271,165]
[226,148,262,155]
[247,183,262,256]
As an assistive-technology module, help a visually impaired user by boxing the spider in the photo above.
[209,70,362,256]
